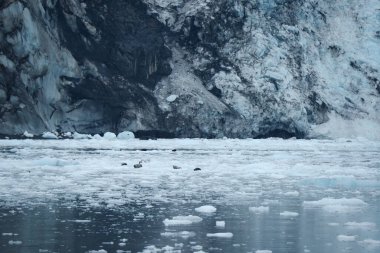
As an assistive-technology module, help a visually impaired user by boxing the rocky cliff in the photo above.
[0,0,379,138]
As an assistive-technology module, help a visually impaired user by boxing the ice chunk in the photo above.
[249,206,269,213]
[23,131,34,138]
[206,232,233,238]
[303,198,367,213]
[92,134,102,140]
[195,205,217,213]
[70,219,91,223]
[284,191,300,197]
[337,235,356,241]
[163,215,202,226]
[103,132,116,140]
[89,250,107,253]
[216,221,225,228]
[280,211,299,217]
[191,245,203,251]
[161,231,195,239]
[344,222,376,230]
[117,131,135,140]
[358,239,380,250]
[256,250,272,253]
[8,240,22,245]
[166,95,178,102]
[42,132,58,139]
[73,132,91,139]
[2,233,13,236]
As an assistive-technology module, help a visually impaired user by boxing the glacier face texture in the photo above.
[0,0,379,138]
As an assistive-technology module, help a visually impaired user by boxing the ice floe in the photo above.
[216,221,225,228]
[206,232,233,238]
[163,215,202,226]
[358,239,380,250]
[337,235,356,242]
[249,206,270,213]
[161,231,195,239]
[303,198,368,213]
[280,211,299,217]
[344,222,377,230]
[195,205,217,213]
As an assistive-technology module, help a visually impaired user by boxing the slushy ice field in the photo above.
[0,139,379,253]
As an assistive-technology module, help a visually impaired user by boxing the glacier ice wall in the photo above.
[0,0,379,138]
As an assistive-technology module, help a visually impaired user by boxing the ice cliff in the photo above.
[0,0,379,138]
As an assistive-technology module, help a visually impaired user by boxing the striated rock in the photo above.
[0,0,379,138]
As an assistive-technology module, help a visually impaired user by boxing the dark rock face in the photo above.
[0,0,379,138]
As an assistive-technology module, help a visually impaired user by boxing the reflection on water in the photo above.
[1,199,380,253]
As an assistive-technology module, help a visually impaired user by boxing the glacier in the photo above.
[0,0,379,138]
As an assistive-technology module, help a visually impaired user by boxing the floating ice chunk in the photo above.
[23,131,34,138]
[166,95,178,102]
[284,191,300,197]
[117,131,135,140]
[344,222,376,230]
[256,250,272,253]
[42,132,58,139]
[328,223,340,226]
[116,250,130,253]
[303,198,367,213]
[2,233,13,236]
[161,231,195,239]
[92,134,102,140]
[249,206,269,213]
[118,242,126,247]
[73,132,91,139]
[63,132,72,138]
[280,211,299,217]
[8,240,22,245]
[89,250,107,253]
[191,245,203,251]
[103,132,116,140]
[102,242,114,245]
[195,205,217,213]
[206,232,233,238]
[70,219,91,223]
[337,235,356,241]
[216,221,225,228]
[358,239,380,250]
[163,215,202,226]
